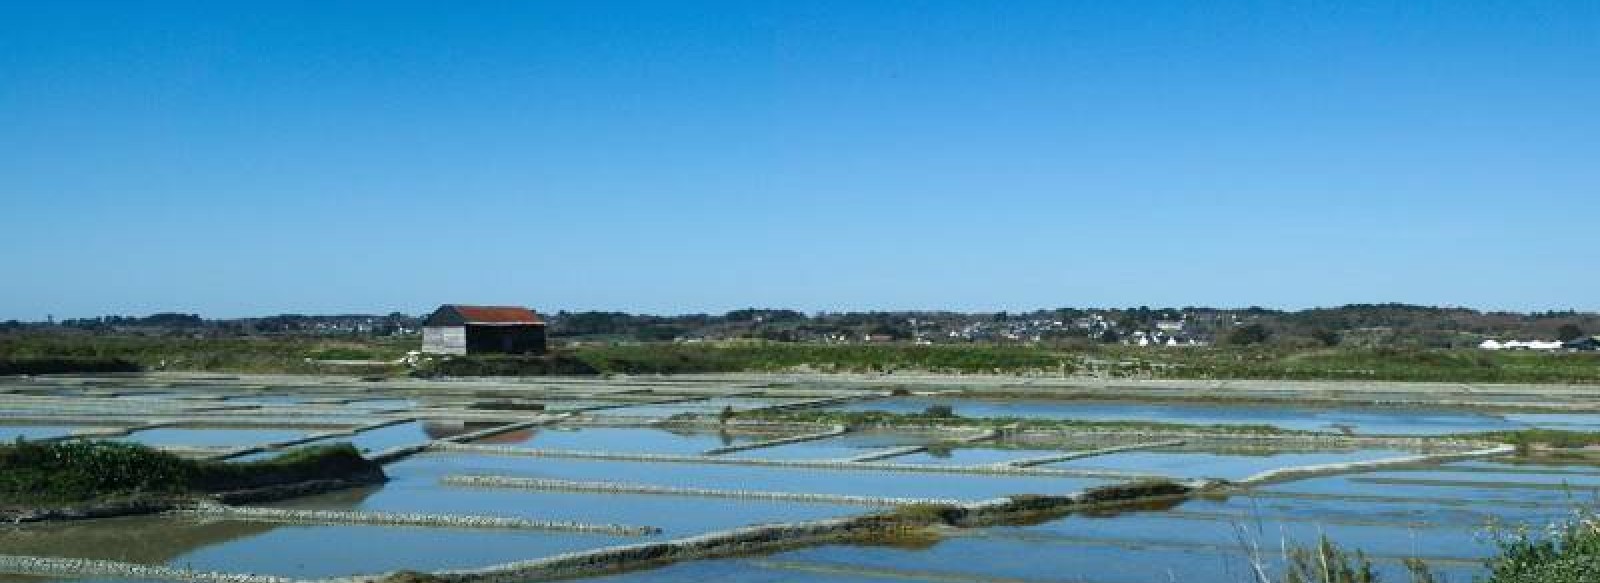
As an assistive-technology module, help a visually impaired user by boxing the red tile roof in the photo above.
[449,305,545,325]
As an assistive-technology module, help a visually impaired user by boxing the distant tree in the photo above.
[1099,329,1121,343]
[634,324,687,342]
[718,406,735,425]
[1311,328,1342,347]
[867,324,910,340]
[1226,324,1271,346]
[1558,324,1585,342]
[922,404,956,418]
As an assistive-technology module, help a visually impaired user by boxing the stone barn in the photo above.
[421,304,548,355]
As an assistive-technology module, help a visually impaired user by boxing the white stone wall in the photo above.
[422,326,467,355]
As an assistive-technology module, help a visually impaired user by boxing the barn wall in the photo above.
[422,326,468,355]
[464,325,548,355]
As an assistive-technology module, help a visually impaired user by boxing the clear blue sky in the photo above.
[2,1,1595,320]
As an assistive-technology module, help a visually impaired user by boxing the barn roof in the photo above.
[427,304,545,326]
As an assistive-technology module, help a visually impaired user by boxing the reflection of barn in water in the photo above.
[421,420,534,444]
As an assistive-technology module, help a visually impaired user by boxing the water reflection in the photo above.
[0,515,278,566]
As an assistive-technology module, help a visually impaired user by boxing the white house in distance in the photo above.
[1479,338,1564,351]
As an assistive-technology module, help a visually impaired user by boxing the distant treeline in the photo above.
[411,342,1600,383]
[544,303,1597,347]
[3,330,1598,382]
[7,303,1595,348]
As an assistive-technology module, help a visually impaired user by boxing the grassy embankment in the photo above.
[434,342,1600,382]
[0,333,415,375]
[0,440,384,507]
[736,407,1297,436]
[5,333,1599,382]
[558,343,1600,383]
[738,408,1600,453]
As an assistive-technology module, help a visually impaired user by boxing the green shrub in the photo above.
[1267,510,1600,583]
[1280,537,1380,583]
[885,503,964,525]
[0,440,383,505]
[1481,513,1600,583]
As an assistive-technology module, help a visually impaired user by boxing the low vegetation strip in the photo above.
[0,333,413,375]
[8,329,1600,382]
[0,440,385,519]
[1002,439,1187,468]
[569,343,1074,375]
[433,443,1166,480]
[701,424,848,455]
[442,475,964,507]
[738,408,1300,437]
[1474,428,1600,451]
[0,555,290,583]
[182,504,661,535]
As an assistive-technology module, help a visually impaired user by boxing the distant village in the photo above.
[10,304,1598,352]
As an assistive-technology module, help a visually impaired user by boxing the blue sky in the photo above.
[2,1,1596,319]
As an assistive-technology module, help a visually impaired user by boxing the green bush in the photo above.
[0,440,383,505]
[1269,510,1600,583]
[1481,514,1600,583]
[884,503,965,525]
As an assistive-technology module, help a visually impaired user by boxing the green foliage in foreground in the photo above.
[1481,514,1600,583]
[0,440,383,506]
[1266,510,1600,583]
[739,408,1295,435]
